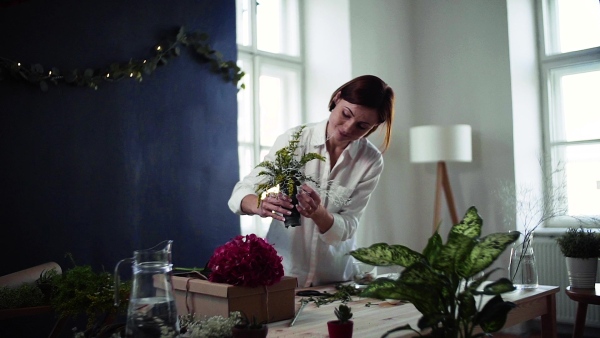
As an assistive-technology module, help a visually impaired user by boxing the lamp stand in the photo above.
[433,161,460,232]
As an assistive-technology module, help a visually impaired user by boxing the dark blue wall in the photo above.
[0,0,240,276]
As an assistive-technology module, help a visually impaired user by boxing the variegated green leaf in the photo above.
[451,206,482,239]
[480,278,516,295]
[457,290,477,322]
[422,232,443,262]
[474,295,516,333]
[457,231,520,278]
[350,243,424,267]
[432,232,474,274]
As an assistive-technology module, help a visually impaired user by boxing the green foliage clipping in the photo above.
[351,206,520,338]
[50,264,131,330]
[254,125,325,204]
[0,26,245,91]
[0,283,47,309]
[0,255,131,333]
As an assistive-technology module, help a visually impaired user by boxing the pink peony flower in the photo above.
[207,234,284,287]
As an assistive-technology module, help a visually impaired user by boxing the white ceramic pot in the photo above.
[565,257,598,289]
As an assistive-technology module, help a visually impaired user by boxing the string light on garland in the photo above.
[0,26,245,92]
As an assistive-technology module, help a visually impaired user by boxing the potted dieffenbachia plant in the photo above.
[350,206,519,338]
[254,125,325,228]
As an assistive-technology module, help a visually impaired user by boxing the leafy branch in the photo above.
[255,126,325,203]
[299,284,361,307]
[0,26,245,91]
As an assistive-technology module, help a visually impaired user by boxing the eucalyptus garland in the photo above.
[0,26,245,92]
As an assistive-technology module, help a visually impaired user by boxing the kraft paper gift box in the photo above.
[159,275,297,324]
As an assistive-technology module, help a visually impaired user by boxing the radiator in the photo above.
[533,235,600,327]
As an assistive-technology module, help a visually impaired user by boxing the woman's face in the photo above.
[328,97,379,144]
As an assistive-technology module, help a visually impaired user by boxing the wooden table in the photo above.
[565,283,600,338]
[267,284,559,338]
[0,306,67,338]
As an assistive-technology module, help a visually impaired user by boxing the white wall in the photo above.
[305,0,538,253]
[304,0,352,123]
[347,0,421,248]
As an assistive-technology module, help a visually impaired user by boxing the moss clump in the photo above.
[0,283,48,309]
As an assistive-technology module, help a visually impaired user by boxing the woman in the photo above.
[228,75,395,287]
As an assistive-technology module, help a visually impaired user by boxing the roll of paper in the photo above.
[0,262,62,287]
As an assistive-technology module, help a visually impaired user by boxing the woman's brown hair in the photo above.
[328,75,395,152]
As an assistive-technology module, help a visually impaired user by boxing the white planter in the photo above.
[565,257,598,289]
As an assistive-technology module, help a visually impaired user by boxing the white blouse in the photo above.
[228,119,384,287]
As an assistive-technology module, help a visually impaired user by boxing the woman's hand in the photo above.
[296,184,322,219]
[257,193,294,222]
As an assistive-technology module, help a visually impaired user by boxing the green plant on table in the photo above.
[556,226,600,258]
[334,304,353,323]
[350,206,520,338]
[179,312,242,337]
[51,254,132,333]
[0,283,47,309]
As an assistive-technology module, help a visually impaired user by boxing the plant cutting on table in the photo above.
[350,206,520,338]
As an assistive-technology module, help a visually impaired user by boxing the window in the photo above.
[538,0,600,223]
[236,0,304,236]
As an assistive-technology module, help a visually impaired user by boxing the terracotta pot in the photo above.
[231,325,268,338]
[327,320,353,338]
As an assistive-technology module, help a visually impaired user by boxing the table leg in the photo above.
[48,316,68,338]
[540,293,557,338]
[573,302,588,338]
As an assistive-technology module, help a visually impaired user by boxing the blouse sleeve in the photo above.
[319,152,384,245]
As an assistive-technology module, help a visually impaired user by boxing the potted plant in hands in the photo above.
[327,303,354,338]
[254,125,325,227]
[350,206,519,338]
[556,226,600,288]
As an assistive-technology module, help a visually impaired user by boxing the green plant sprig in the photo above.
[0,26,245,91]
[255,125,325,205]
[301,283,361,307]
[49,253,132,332]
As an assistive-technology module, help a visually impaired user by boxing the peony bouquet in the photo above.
[207,234,284,288]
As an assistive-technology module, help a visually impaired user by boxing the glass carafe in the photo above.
[114,240,180,337]
[508,232,539,290]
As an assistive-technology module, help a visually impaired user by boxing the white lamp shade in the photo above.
[410,124,472,163]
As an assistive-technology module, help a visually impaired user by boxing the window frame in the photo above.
[537,0,600,227]
[236,0,305,236]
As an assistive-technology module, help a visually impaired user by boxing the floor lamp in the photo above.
[410,124,472,233]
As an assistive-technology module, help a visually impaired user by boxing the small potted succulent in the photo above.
[556,226,600,288]
[327,303,354,338]
[254,125,325,228]
[231,312,268,338]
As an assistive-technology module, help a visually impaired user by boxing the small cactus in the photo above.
[334,304,353,323]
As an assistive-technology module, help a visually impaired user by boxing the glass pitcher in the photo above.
[114,240,180,337]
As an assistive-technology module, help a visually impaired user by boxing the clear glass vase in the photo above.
[508,232,539,290]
